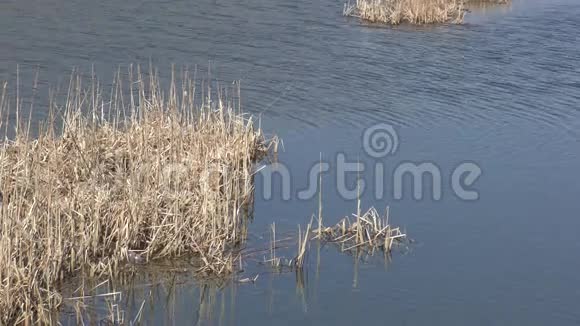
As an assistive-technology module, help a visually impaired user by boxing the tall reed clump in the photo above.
[0,68,274,324]
[344,0,465,25]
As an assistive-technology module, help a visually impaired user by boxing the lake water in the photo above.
[1,0,580,324]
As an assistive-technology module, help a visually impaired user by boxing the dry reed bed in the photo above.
[344,0,465,25]
[0,70,273,324]
[343,0,510,25]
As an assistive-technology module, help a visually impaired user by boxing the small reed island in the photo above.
[343,0,510,25]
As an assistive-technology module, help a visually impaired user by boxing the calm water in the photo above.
[2,0,580,324]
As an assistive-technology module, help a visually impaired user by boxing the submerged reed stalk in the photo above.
[344,0,465,25]
[294,219,313,269]
[269,222,282,268]
[0,68,274,324]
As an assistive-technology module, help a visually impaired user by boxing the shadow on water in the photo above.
[58,237,410,325]
[58,259,234,325]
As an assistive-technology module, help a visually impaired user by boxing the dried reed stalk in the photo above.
[294,218,313,269]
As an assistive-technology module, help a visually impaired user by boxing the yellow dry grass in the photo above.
[344,0,511,25]
[344,0,465,25]
[0,68,274,324]
[316,207,406,254]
